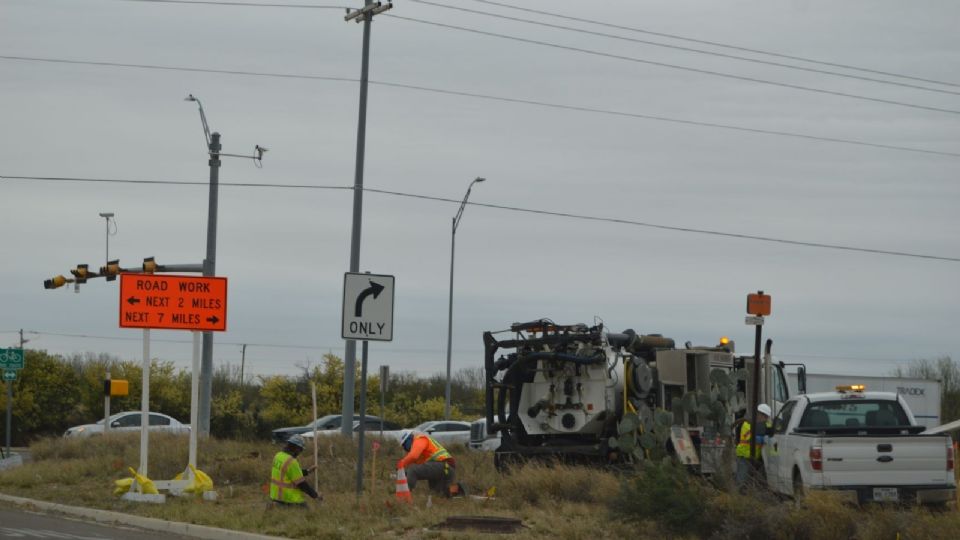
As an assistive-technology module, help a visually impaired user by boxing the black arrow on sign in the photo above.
[354,280,385,317]
[206,316,220,324]
[126,296,141,305]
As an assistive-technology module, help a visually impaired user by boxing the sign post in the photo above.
[118,274,227,498]
[745,291,772,465]
[379,365,389,439]
[342,272,395,498]
[0,348,25,458]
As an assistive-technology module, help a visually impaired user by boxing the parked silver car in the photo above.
[411,420,472,447]
[63,411,190,437]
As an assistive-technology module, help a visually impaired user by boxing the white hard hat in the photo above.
[287,434,306,449]
[399,430,414,448]
[757,404,772,417]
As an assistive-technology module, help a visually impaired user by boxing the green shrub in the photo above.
[610,459,711,535]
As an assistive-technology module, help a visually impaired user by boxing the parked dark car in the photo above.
[271,414,396,443]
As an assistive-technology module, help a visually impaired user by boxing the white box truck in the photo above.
[788,373,941,428]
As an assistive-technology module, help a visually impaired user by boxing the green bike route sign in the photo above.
[0,348,24,371]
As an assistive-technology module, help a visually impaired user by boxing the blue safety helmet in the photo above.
[399,430,414,451]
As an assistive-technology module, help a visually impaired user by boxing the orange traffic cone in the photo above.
[395,468,413,504]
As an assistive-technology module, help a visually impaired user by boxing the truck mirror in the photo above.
[797,366,807,394]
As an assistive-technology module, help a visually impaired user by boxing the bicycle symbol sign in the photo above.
[0,348,24,370]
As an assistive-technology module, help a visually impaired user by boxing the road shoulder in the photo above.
[0,492,285,540]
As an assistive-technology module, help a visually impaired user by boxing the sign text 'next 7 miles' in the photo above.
[119,274,228,332]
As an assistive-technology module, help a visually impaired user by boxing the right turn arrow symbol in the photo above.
[354,280,385,317]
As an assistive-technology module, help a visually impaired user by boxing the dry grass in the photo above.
[1,435,639,539]
[3,435,959,539]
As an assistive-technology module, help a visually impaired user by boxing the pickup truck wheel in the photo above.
[792,469,804,500]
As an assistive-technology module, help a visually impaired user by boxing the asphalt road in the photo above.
[0,506,185,539]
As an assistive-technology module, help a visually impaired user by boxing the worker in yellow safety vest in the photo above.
[270,434,321,506]
[397,430,465,498]
[735,403,772,489]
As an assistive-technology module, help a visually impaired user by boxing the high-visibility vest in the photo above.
[270,451,305,504]
[411,434,452,466]
[735,420,770,460]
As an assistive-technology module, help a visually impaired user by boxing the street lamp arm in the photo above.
[452,177,485,232]
[185,94,212,148]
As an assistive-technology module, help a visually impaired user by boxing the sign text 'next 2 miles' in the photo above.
[119,274,228,332]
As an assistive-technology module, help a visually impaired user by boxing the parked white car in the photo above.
[301,418,404,440]
[411,420,472,447]
[63,411,190,437]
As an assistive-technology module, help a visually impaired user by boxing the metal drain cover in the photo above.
[435,516,524,534]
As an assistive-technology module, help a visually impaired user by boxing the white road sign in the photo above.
[342,273,395,342]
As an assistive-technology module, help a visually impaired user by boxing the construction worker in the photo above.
[396,430,463,498]
[269,434,321,506]
[735,403,772,489]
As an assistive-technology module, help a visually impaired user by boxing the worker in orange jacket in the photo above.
[396,430,463,498]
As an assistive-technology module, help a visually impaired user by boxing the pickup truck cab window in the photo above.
[773,400,796,434]
[773,368,789,403]
[798,399,909,429]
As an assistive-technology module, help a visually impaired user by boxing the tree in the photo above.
[895,356,960,425]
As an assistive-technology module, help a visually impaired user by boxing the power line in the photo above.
[3,175,958,263]
[1,55,956,158]
[21,330,450,354]
[409,0,960,97]
[110,0,345,7]
[104,0,960,91]
[384,14,960,117]
[467,0,960,89]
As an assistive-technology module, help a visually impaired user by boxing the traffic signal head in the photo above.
[142,257,157,274]
[70,264,90,284]
[43,275,69,289]
[104,379,130,397]
[100,259,120,281]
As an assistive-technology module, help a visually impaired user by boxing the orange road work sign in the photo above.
[119,274,227,331]
[746,292,772,316]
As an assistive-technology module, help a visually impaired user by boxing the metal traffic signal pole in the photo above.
[342,0,393,436]
[199,132,221,437]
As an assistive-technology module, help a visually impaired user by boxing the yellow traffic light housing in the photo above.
[142,257,157,274]
[104,379,130,397]
[70,264,90,284]
[100,259,120,281]
[43,275,69,289]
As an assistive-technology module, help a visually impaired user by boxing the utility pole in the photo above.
[240,344,247,387]
[341,0,393,436]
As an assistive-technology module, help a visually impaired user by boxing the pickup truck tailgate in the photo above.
[821,436,953,486]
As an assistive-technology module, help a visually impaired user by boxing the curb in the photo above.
[0,492,286,540]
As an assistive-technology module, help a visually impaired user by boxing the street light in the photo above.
[98,212,115,266]
[445,176,485,420]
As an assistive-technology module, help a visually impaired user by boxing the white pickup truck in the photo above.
[764,387,956,505]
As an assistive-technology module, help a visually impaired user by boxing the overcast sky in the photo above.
[1,0,957,383]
